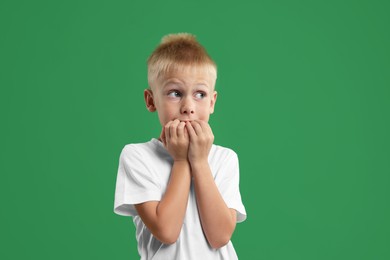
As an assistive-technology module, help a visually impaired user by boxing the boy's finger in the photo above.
[177,121,186,138]
[186,121,196,138]
[201,120,213,135]
[184,125,189,138]
[160,126,166,144]
[169,119,180,139]
[195,120,209,131]
[196,120,213,138]
[164,121,173,140]
[191,120,203,135]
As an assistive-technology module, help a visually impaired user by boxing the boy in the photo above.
[114,33,246,259]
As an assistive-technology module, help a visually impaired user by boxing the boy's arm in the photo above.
[192,162,237,249]
[186,120,237,249]
[134,120,191,244]
[134,161,190,244]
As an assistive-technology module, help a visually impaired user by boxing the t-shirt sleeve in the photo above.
[217,150,247,223]
[113,145,162,217]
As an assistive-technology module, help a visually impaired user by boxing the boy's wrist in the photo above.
[173,159,190,166]
[189,159,209,171]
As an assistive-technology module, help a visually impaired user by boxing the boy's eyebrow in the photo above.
[161,81,183,91]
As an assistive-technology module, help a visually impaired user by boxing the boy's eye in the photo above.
[195,92,206,99]
[167,91,181,98]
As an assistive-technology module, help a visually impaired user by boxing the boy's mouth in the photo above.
[177,118,193,122]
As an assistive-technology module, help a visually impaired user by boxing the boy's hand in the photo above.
[186,120,214,165]
[160,119,189,162]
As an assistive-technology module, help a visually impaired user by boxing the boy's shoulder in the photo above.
[120,138,169,160]
[210,143,239,161]
[122,138,160,150]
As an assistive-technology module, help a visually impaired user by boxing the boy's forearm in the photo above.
[136,160,191,244]
[191,161,237,249]
[156,160,191,241]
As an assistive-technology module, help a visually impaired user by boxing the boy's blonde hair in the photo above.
[147,33,217,89]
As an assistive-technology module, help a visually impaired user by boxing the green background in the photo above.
[1,0,389,259]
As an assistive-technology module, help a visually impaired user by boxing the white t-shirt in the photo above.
[114,138,246,260]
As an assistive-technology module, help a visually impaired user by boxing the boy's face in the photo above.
[144,67,217,126]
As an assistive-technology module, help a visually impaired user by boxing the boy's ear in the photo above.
[144,89,156,112]
[209,90,218,114]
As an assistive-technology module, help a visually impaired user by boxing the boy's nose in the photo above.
[180,98,195,115]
